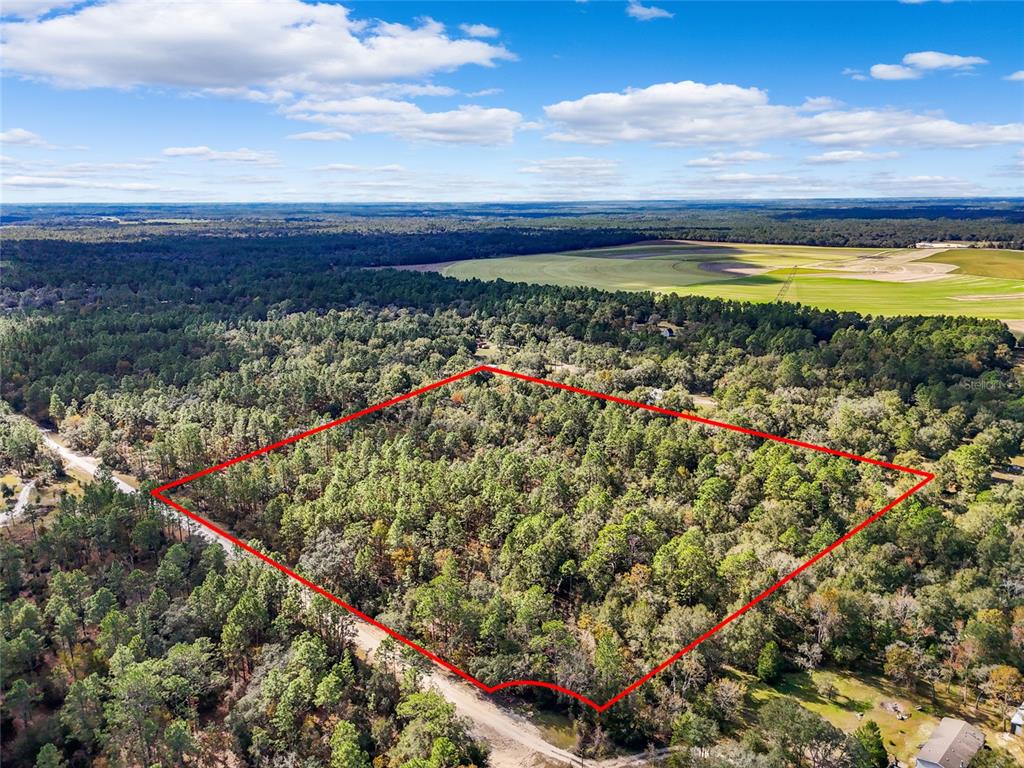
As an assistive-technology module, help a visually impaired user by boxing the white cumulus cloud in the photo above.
[799,97,844,112]
[1,0,519,145]
[284,97,522,144]
[902,51,987,70]
[1,0,513,91]
[626,0,674,21]
[543,79,1024,148]
[0,128,55,147]
[459,23,499,38]
[870,64,922,81]
[869,50,988,80]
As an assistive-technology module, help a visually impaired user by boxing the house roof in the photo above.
[917,718,985,767]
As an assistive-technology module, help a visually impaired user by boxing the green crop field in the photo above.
[440,242,1024,321]
[921,247,1024,279]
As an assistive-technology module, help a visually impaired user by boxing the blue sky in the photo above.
[1,0,1022,202]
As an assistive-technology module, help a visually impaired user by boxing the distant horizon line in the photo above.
[3,196,1024,208]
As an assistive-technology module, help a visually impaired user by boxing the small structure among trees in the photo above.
[1011,702,1024,737]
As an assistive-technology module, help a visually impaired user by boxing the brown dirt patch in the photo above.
[952,292,1024,302]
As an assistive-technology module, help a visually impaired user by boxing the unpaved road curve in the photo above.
[38,429,239,552]
[2,480,37,525]
[352,623,584,766]
[29,423,684,767]
[39,430,137,495]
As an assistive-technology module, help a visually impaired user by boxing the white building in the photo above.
[1011,702,1024,737]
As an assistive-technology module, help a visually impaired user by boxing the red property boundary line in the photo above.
[152,364,934,712]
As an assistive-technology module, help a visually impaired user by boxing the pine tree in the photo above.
[855,720,888,768]
[330,720,370,768]
[757,640,783,684]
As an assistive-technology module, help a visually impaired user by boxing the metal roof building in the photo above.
[915,718,985,768]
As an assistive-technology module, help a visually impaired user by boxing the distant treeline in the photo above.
[2,228,646,271]
[653,217,1024,249]
[3,202,1023,268]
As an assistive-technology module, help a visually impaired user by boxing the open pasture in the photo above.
[440,241,1024,321]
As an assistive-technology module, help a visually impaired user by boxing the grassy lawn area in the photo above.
[441,244,1024,321]
[2,472,24,506]
[732,667,1024,766]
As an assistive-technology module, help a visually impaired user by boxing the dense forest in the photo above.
[2,213,1023,767]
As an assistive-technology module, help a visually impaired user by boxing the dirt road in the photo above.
[352,622,584,766]
[29,422,683,766]
[38,429,243,553]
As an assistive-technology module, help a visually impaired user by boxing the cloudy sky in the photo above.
[2,0,1022,202]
